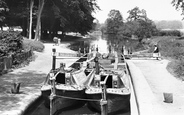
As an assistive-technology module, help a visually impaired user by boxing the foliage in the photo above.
[118,21,139,38]
[3,0,99,39]
[103,7,158,42]
[127,6,147,21]
[105,9,123,34]
[167,59,184,80]
[155,20,183,29]
[0,0,9,27]
[126,7,157,41]
[42,0,100,35]
[158,39,184,59]
[5,0,38,37]
[172,0,184,19]
[105,34,146,53]
[23,38,44,52]
[0,31,23,57]
[145,36,184,80]
[5,0,36,26]
[157,30,181,36]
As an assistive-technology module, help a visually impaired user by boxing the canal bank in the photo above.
[0,43,78,115]
[129,59,184,115]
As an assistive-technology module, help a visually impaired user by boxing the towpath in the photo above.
[0,43,78,115]
[131,59,184,115]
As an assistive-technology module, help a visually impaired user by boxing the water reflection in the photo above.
[91,38,109,53]
[68,40,91,53]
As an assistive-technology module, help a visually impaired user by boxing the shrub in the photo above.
[167,59,184,80]
[23,38,45,52]
[158,30,181,37]
[0,31,23,57]
[29,40,44,52]
[159,39,184,59]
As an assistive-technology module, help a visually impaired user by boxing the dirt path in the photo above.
[0,43,78,115]
[131,59,184,115]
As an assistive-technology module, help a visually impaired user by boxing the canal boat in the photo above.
[41,50,95,113]
[85,53,131,114]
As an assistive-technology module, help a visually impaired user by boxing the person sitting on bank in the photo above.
[153,44,159,60]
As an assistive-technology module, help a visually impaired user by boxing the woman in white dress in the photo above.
[153,44,159,60]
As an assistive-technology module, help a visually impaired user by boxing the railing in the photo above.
[0,50,33,74]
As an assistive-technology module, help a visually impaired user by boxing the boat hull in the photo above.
[42,88,86,112]
[87,93,130,114]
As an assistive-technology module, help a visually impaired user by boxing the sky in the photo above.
[93,0,184,23]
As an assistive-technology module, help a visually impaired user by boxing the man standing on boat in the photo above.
[153,44,160,60]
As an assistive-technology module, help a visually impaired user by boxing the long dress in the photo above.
[153,46,159,58]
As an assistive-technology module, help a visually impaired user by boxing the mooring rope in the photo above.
[55,95,100,102]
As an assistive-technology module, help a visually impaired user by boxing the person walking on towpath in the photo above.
[153,44,160,60]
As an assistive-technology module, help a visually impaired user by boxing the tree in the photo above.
[105,9,123,34]
[4,0,99,40]
[50,0,99,36]
[155,20,183,29]
[118,21,139,38]
[29,0,34,39]
[172,0,184,18]
[126,7,157,41]
[34,0,44,41]
[0,0,9,30]
[127,6,148,21]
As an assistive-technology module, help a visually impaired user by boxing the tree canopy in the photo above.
[172,0,184,19]
[0,0,9,28]
[103,7,157,42]
[105,9,123,34]
[0,0,100,40]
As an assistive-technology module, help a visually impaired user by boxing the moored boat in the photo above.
[41,49,95,114]
[85,53,131,114]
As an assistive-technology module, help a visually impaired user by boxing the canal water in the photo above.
[26,36,130,115]
[28,99,130,115]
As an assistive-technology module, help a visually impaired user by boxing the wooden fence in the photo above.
[0,50,32,73]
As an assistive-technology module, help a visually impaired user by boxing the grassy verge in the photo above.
[145,36,184,81]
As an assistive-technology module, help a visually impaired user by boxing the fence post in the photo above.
[52,48,56,70]
[78,48,81,57]
[3,56,7,71]
[100,81,107,115]
[50,71,56,115]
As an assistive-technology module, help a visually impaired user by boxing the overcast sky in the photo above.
[93,0,183,23]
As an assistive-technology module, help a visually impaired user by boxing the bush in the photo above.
[23,38,44,52]
[167,59,184,80]
[0,31,23,57]
[159,39,184,59]
[158,30,181,37]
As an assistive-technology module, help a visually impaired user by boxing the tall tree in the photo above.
[50,0,99,36]
[34,0,44,41]
[126,7,157,41]
[127,6,148,21]
[5,0,99,40]
[29,0,34,39]
[105,9,123,34]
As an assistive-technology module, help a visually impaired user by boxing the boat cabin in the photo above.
[92,70,126,89]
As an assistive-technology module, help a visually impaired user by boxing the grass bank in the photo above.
[143,36,184,81]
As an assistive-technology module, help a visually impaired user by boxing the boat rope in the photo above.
[55,95,100,102]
